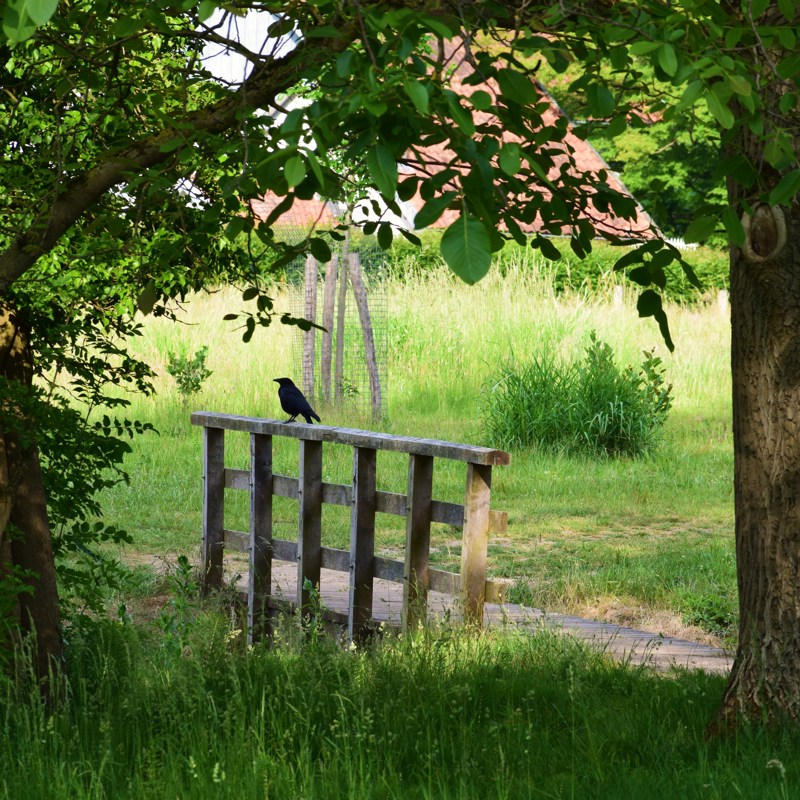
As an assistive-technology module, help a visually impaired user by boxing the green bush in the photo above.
[481,332,673,457]
[166,346,213,399]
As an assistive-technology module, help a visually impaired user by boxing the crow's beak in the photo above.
[273,378,279,383]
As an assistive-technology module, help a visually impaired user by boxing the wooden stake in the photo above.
[201,427,225,594]
[403,454,434,633]
[348,446,377,642]
[248,433,273,643]
[460,462,492,625]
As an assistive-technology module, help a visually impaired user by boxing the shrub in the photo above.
[166,346,213,399]
[481,332,673,457]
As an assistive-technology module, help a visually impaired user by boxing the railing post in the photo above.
[460,462,492,625]
[403,454,434,633]
[348,446,377,642]
[249,433,273,643]
[201,426,225,594]
[297,439,323,614]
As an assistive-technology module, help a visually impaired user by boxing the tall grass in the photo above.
[100,260,734,636]
[3,614,798,800]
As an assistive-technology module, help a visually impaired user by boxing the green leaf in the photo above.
[2,5,36,42]
[778,0,796,21]
[496,68,539,104]
[727,74,752,96]
[498,143,521,176]
[137,282,157,316]
[683,214,718,243]
[586,84,615,117]
[444,91,475,136]
[657,43,678,77]
[637,289,661,318]
[403,79,429,114]
[309,237,332,263]
[706,90,734,129]
[769,170,800,206]
[377,223,393,250]
[198,1,217,23]
[366,144,397,199]
[414,192,456,230]
[19,0,58,26]
[721,207,746,248]
[284,155,306,188]
[469,90,494,110]
[440,215,492,285]
[629,41,660,56]
[537,236,562,261]
[113,16,142,37]
[242,286,259,302]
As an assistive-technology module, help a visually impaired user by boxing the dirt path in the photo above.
[123,551,732,674]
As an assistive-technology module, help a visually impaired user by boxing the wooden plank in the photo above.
[248,433,272,643]
[201,427,225,594]
[403,454,433,633]
[297,440,323,614]
[348,446,377,642]
[191,412,511,466]
[461,462,492,625]
[224,469,508,533]
[221,532,508,602]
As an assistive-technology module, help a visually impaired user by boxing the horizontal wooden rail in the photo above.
[221,529,510,604]
[223,468,508,534]
[191,412,511,466]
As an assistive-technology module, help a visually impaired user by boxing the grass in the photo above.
[100,262,733,642]
[3,611,798,800]
[6,258,779,799]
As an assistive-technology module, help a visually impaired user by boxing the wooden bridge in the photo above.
[191,412,731,673]
[192,412,511,643]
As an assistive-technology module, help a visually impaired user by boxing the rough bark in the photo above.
[713,202,800,731]
[0,304,63,690]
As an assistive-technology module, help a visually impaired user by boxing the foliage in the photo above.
[166,346,213,400]
[386,232,730,302]
[482,332,673,457]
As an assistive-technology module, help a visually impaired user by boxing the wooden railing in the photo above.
[191,412,511,642]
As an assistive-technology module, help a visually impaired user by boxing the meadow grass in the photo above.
[101,262,734,641]
[3,610,798,800]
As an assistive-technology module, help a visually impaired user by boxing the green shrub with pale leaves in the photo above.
[481,332,673,457]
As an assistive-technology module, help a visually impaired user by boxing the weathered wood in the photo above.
[347,252,382,418]
[223,531,508,602]
[461,462,493,624]
[224,467,508,531]
[192,412,511,466]
[321,255,338,403]
[349,447,377,642]
[403,454,433,632]
[297,439,323,613]
[335,231,349,401]
[302,254,318,398]
[248,433,273,643]
[201,427,225,594]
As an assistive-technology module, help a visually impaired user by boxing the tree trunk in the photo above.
[0,304,63,692]
[713,202,800,731]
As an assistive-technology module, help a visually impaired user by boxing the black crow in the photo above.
[273,377,321,424]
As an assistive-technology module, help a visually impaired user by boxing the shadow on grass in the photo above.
[2,609,797,800]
